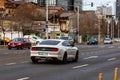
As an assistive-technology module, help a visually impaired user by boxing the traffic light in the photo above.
[91,2,93,7]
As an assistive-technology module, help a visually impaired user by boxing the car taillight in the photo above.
[32,47,37,51]
[51,48,58,52]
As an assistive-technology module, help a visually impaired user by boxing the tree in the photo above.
[11,2,46,34]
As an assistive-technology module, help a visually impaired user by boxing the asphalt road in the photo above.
[0,44,120,80]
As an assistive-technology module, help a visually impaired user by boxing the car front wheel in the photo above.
[62,53,67,64]
[73,51,79,62]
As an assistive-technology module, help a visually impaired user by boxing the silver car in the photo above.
[30,39,79,63]
[104,38,113,44]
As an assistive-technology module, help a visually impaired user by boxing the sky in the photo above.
[82,0,116,15]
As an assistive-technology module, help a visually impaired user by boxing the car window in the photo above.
[62,41,70,46]
[39,40,60,45]
[60,37,68,40]
[12,38,23,41]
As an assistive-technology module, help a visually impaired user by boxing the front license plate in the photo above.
[38,52,48,55]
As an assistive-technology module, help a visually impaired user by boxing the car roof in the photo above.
[44,39,66,42]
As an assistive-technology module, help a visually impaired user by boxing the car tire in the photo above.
[73,51,79,62]
[62,52,67,64]
[31,57,38,63]
[8,47,11,50]
[28,47,30,49]
[20,45,24,49]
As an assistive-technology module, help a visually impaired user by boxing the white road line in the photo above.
[21,61,29,63]
[107,58,116,61]
[108,46,114,48]
[5,63,16,65]
[83,56,98,60]
[17,77,30,80]
[73,64,89,69]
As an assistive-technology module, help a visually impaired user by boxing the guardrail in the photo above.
[99,67,119,80]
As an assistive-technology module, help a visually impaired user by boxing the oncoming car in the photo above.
[8,38,31,50]
[30,39,79,63]
[59,36,75,45]
[104,38,113,44]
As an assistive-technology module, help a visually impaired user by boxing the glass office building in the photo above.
[57,0,82,10]
[37,0,56,6]
[37,0,82,10]
[116,0,120,17]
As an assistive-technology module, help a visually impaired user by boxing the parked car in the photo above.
[24,35,43,44]
[87,38,98,45]
[59,36,75,45]
[0,36,11,44]
[104,38,113,44]
[0,38,6,45]
[8,38,31,50]
[30,39,79,63]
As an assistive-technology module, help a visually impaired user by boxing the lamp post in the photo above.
[45,0,48,39]
[76,6,80,43]
[106,17,111,37]
[115,18,119,42]
[96,11,102,44]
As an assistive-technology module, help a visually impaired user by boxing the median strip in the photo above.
[107,58,116,61]
[5,63,16,65]
[83,56,98,60]
[17,77,30,80]
[73,64,89,69]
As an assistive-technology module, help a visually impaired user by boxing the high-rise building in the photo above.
[25,0,37,3]
[37,0,56,6]
[116,0,120,17]
[57,0,82,10]
[37,0,82,11]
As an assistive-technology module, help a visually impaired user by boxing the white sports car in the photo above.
[30,39,79,63]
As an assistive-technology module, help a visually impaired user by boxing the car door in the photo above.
[62,41,74,58]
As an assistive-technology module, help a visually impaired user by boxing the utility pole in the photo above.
[46,0,48,39]
[77,6,80,43]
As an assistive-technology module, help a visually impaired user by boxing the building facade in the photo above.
[37,0,82,11]
[57,0,82,10]
[37,0,56,6]
[116,0,120,17]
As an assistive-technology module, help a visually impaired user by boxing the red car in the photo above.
[8,38,31,50]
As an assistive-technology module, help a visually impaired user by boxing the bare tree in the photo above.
[11,3,46,35]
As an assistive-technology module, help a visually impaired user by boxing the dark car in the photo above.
[59,36,75,45]
[8,38,31,50]
[87,38,98,45]
[0,38,6,45]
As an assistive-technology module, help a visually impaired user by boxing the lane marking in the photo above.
[5,63,16,65]
[107,58,116,61]
[73,64,89,69]
[21,61,29,63]
[84,56,98,60]
[17,77,30,80]
[108,46,114,48]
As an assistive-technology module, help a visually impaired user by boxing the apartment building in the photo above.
[116,0,120,17]
[56,0,82,10]
[37,0,82,11]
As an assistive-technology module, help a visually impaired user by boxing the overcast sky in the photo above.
[82,0,116,15]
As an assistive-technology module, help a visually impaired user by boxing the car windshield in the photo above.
[60,37,68,40]
[89,38,96,41]
[105,38,111,40]
[39,40,60,45]
[12,38,23,42]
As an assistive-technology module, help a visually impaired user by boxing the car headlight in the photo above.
[18,43,22,45]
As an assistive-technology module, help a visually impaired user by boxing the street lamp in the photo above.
[115,18,119,42]
[106,17,112,37]
[45,0,48,39]
[76,6,80,43]
[96,11,102,43]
